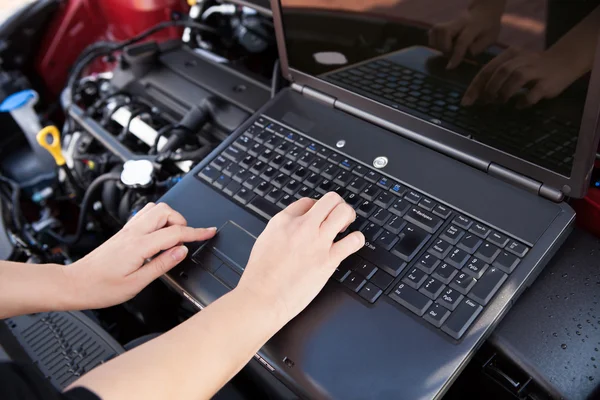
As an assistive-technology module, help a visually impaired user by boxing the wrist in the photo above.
[232,282,289,330]
[43,263,80,312]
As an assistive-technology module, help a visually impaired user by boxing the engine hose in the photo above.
[45,173,121,245]
[118,190,134,223]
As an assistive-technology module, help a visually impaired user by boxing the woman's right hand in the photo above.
[428,0,506,69]
[238,193,365,325]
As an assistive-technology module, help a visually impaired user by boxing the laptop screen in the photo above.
[279,0,600,177]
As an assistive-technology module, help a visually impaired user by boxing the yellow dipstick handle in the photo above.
[36,125,66,167]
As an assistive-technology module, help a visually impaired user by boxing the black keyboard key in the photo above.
[374,192,394,208]
[243,176,263,190]
[250,160,268,175]
[433,204,452,219]
[440,225,465,245]
[199,166,220,182]
[361,222,383,242]
[463,257,489,279]
[457,233,483,254]
[265,188,284,203]
[348,177,368,194]
[212,155,228,170]
[240,154,256,169]
[272,173,289,189]
[352,165,368,177]
[348,217,367,233]
[389,198,410,217]
[315,146,331,159]
[445,248,470,269]
[391,224,430,262]
[223,181,242,196]
[403,266,428,289]
[213,174,231,189]
[474,242,501,264]
[269,154,286,169]
[308,157,327,173]
[488,231,510,248]
[424,303,451,328]
[418,198,436,211]
[404,207,443,234]
[258,148,275,162]
[248,196,280,220]
[328,152,342,164]
[233,168,251,183]
[428,239,452,259]
[416,253,440,274]
[344,192,361,208]
[433,263,458,285]
[280,160,296,175]
[352,260,378,279]
[292,167,309,181]
[384,215,406,234]
[260,166,278,182]
[332,258,353,282]
[361,184,381,201]
[390,283,432,316]
[223,146,244,163]
[305,173,322,188]
[277,194,295,208]
[339,158,356,170]
[442,298,482,339]
[420,277,445,300]
[294,136,309,148]
[452,215,473,230]
[286,146,301,161]
[374,230,398,251]
[364,170,381,183]
[390,182,407,197]
[343,272,366,292]
[264,136,282,150]
[275,141,292,155]
[370,208,391,226]
[233,187,255,205]
[468,267,507,305]
[405,191,422,204]
[254,181,272,196]
[450,272,477,295]
[376,177,393,190]
[295,185,311,199]
[357,200,377,218]
[436,287,463,311]
[306,142,319,153]
[283,179,302,195]
[506,240,528,257]
[370,270,394,290]
[334,170,353,186]
[359,283,383,303]
[316,179,335,195]
[254,130,270,143]
[298,152,315,167]
[469,223,491,239]
[493,251,520,273]
[322,164,340,180]
[358,243,407,277]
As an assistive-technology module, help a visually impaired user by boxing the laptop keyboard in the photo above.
[327,59,578,176]
[197,117,531,340]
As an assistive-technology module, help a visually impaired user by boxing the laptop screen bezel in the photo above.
[270,0,600,199]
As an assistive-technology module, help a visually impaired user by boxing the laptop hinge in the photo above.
[488,163,564,202]
[292,83,336,107]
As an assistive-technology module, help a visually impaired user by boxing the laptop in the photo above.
[160,1,600,399]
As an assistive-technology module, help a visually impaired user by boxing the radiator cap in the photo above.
[121,160,154,188]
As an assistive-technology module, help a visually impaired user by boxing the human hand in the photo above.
[64,202,216,310]
[238,193,365,325]
[461,47,576,108]
[428,0,506,69]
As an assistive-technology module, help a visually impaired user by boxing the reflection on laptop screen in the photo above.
[280,0,600,177]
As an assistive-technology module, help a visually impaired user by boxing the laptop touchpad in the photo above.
[200,221,257,273]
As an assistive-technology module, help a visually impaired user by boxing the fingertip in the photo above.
[170,245,189,261]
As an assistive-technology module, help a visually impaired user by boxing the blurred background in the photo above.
[0,0,32,21]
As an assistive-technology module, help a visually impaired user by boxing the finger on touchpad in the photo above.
[196,221,256,273]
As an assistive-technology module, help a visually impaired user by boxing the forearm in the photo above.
[546,6,600,78]
[0,261,73,319]
[468,0,506,14]
[69,286,284,400]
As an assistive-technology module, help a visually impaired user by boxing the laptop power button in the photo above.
[373,156,388,169]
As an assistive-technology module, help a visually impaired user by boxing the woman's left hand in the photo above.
[64,202,216,310]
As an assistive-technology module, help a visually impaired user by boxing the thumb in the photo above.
[136,245,189,286]
[329,231,365,266]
